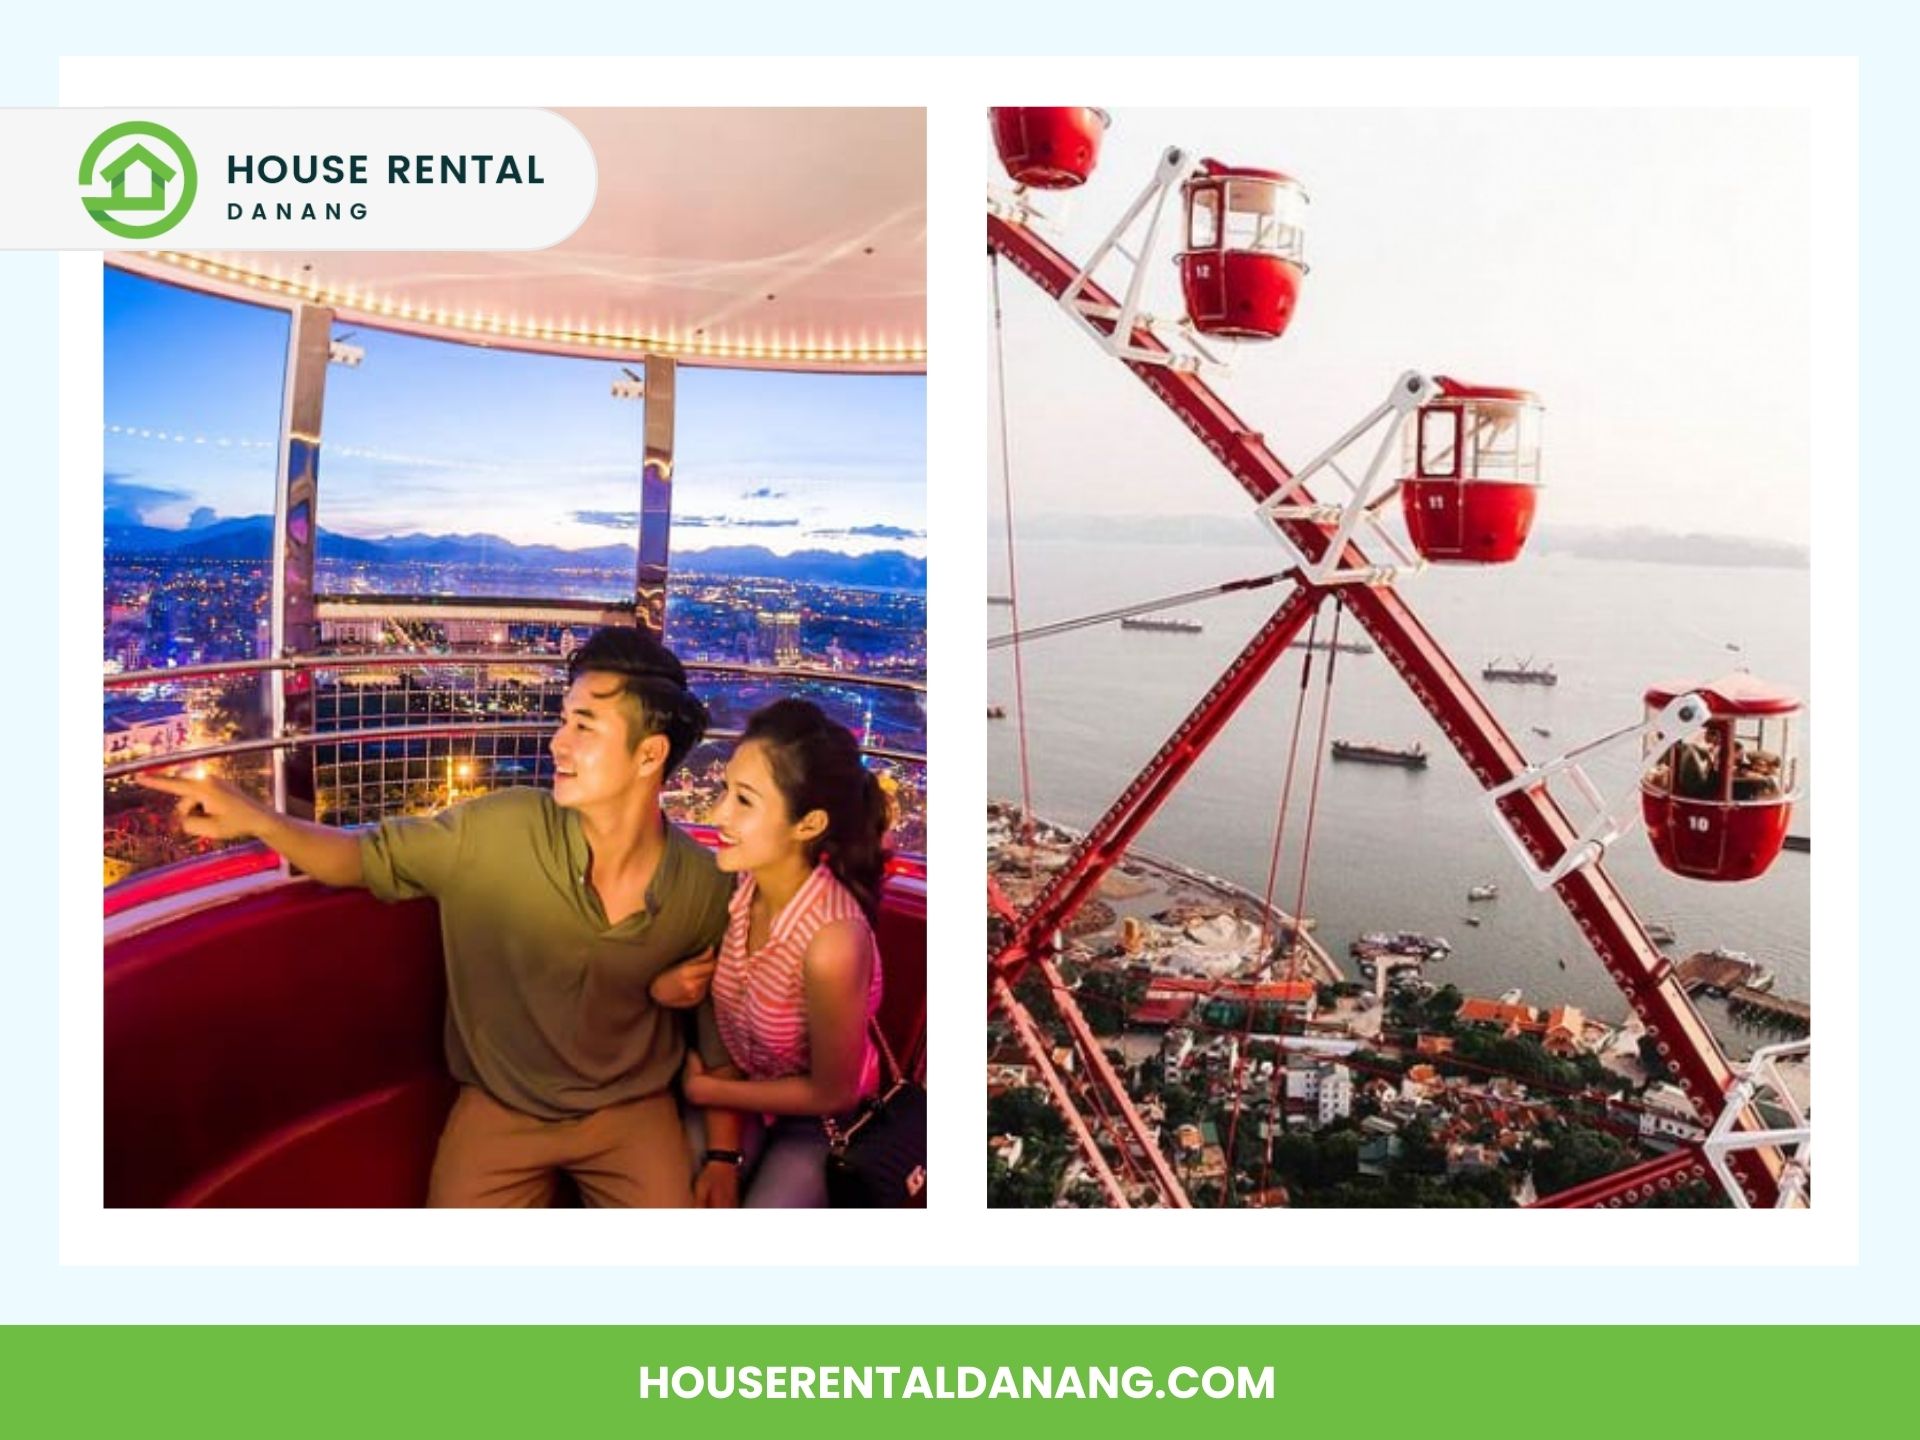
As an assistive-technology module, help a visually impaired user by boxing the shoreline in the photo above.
[988,805,1343,988]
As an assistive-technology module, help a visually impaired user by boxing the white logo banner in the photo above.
[2,109,597,249]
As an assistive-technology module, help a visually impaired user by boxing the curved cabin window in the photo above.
[670,368,928,854]
[1417,406,1461,479]
[1187,186,1221,250]
[1730,715,1794,801]
[314,341,929,846]
[103,277,928,883]
[1459,400,1541,484]
[103,269,289,885]
[305,329,660,829]
[1223,180,1306,263]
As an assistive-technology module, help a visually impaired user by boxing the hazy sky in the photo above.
[989,108,1811,545]
[105,268,926,556]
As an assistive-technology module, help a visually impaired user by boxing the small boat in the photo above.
[1500,987,1524,1005]
[1557,958,1567,970]
[1465,915,1483,928]
[1530,725,1552,739]
[1120,616,1202,634]
[1467,883,1499,902]
[1645,922,1676,946]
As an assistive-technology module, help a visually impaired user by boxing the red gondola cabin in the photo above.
[1640,674,1801,882]
[1177,161,1308,341]
[989,107,1111,190]
[1399,378,1543,564]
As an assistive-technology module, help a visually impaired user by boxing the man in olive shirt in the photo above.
[144,628,742,1208]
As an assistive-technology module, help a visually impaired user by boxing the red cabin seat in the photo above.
[873,872,928,1081]
[105,867,929,1207]
[106,884,452,1207]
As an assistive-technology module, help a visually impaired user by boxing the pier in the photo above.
[1728,987,1810,1034]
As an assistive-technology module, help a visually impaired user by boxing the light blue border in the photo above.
[5,3,1914,1325]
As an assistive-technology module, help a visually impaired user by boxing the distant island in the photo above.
[1527,525,1807,571]
[104,515,927,592]
[1011,512,1807,570]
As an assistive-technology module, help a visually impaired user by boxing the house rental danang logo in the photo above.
[79,121,198,239]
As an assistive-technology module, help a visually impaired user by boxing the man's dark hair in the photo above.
[565,627,709,775]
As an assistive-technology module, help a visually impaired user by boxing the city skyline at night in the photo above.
[103,261,928,887]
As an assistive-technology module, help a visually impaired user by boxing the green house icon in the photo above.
[95,142,178,214]
[79,121,198,238]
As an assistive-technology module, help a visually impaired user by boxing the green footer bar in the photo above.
[5,1325,1909,1436]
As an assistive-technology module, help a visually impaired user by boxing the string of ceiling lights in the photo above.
[139,252,926,369]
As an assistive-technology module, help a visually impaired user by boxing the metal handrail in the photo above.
[103,653,927,695]
[314,593,626,616]
[104,721,926,782]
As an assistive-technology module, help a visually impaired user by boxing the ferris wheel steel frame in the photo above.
[986,206,1791,1211]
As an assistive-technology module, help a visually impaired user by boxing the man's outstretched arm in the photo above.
[140,773,366,889]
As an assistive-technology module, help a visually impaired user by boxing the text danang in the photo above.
[226,155,547,184]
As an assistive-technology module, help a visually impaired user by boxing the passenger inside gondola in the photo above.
[678,698,894,1208]
[1732,741,1783,800]
[1670,734,1723,800]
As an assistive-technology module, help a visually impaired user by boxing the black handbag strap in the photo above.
[822,1017,906,1152]
[867,1015,904,1089]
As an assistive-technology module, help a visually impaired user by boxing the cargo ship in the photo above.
[1483,656,1558,686]
[1331,739,1428,769]
[1353,931,1452,964]
[1289,637,1374,655]
[1120,616,1203,634]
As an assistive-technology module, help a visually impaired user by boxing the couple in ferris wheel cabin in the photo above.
[146,625,890,1209]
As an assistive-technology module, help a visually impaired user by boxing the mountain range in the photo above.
[104,515,927,591]
[1009,512,1807,570]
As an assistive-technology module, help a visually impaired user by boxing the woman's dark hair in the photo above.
[742,698,892,919]
[566,626,709,775]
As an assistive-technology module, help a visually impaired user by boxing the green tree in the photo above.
[988,1154,1057,1208]
[1424,983,1464,1030]
[1532,1124,1638,1198]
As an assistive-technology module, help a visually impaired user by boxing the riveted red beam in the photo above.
[988,209,1783,1207]
[1038,957,1191,1207]
[1529,1147,1711,1209]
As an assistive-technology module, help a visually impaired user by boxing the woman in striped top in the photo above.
[680,699,887,1208]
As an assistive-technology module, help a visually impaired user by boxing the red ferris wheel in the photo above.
[985,107,1810,1211]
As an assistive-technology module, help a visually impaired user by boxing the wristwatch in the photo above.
[703,1148,745,1170]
